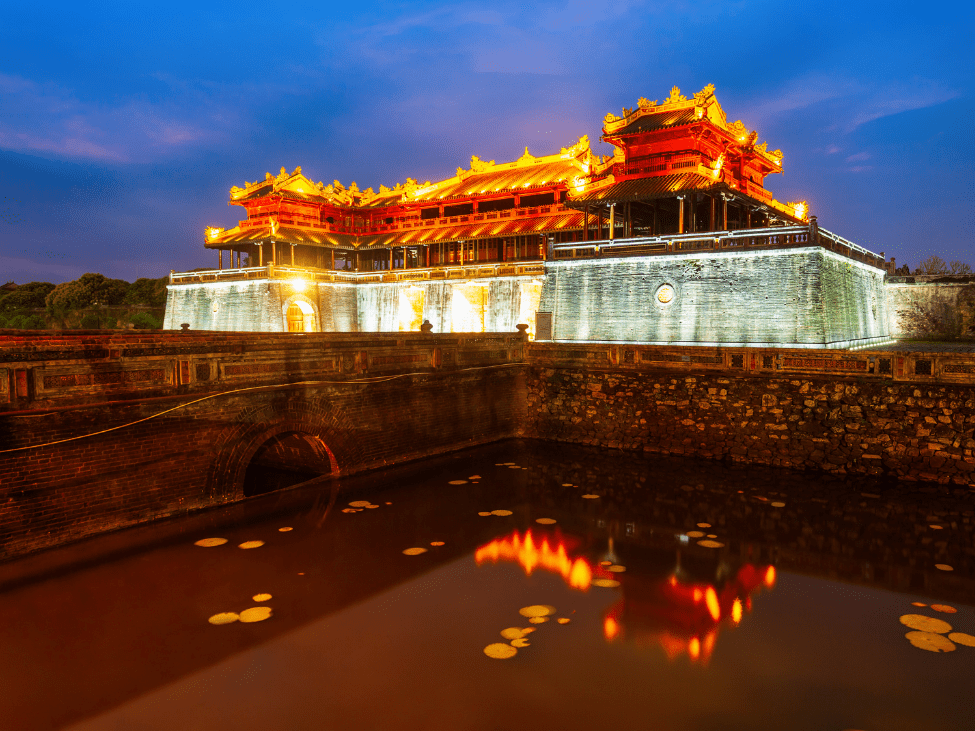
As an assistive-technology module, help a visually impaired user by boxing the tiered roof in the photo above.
[205,85,808,251]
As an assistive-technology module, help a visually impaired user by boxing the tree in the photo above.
[949,260,973,275]
[0,281,55,312]
[129,312,162,329]
[46,273,130,316]
[124,276,168,307]
[915,256,948,275]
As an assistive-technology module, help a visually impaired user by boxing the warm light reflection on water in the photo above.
[475,529,593,590]
[601,563,775,664]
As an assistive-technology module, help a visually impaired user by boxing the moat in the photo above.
[2,439,970,731]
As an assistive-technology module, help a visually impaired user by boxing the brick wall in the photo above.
[0,366,525,559]
[0,331,526,559]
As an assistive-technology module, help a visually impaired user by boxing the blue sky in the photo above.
[1,0,972,283]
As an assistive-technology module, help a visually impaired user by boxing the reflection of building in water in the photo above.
[475,528,774,664]
[167,84,889,348]
[599,545,775,665]
[475,530,593,590]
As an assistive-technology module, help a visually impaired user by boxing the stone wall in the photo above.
[886,275,975,340]
[525,346,975,488]
[539,247,888,347]
[356,277,541,336]
[163,280,358,332]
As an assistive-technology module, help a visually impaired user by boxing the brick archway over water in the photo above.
[206,393,358,501]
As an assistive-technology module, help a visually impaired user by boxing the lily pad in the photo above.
[208,612,239,625]
[905,631,955,652]
[195,538,227,547]
[899,614,952,633]
[947,632,975,647]
[239,606,273,623]
[484,643,517,659]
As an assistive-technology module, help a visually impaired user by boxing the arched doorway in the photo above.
[242,431,336,497]
[286,299,317,332]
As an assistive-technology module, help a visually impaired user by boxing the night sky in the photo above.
[1,1,972,284]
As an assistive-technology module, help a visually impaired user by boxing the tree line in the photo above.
[895,256,973,276]
[0,273,168,330]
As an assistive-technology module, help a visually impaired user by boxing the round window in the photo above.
[656,284,675,304]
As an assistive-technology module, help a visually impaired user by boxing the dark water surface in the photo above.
[2,440,973,731]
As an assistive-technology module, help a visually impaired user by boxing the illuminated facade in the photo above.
[166,85,891,347]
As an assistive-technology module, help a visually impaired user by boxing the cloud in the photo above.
[743,73,960,134]
[0,73,218,163]
[845,151,870,162]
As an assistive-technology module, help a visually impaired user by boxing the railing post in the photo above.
[808,215,819,246]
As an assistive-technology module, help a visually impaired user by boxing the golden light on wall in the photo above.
[450,281,486,333]
[285,298,317,332]
[398,285,425,332]
[519,278,544,340]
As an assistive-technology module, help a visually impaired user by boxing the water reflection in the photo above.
[475,529,592,589]
[0,439,972,731]
[598,555,775,665]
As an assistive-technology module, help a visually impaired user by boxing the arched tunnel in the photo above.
[242,430,337,497]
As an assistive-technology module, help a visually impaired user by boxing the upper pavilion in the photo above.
[203,85,814,273]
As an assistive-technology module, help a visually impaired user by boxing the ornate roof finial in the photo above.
[693,84,716,104]
[665,86,687,105]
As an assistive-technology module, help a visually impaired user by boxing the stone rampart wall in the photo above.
[539,247,888,346]
[886,276,975,340]
[163,280,358,332]
[525,343,975,488]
